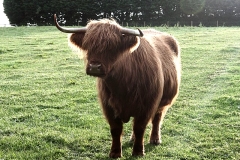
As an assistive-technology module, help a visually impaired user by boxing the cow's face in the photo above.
[69,20,140,78]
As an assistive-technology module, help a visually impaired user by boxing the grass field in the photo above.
[0,26,239,159]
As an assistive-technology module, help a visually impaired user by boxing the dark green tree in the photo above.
[3,0,25,25]
[159,0,180,21]
[3,0,240,26]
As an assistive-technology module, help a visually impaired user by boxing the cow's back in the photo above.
[142,29,181,107]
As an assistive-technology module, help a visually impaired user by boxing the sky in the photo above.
[0,0,10,24]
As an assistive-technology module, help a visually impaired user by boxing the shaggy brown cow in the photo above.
[54,14,181,158]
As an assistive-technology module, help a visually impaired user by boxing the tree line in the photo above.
[3,0,240,26]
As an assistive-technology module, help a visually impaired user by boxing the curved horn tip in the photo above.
[54,14,59,28]
[54,14,57,22]
[53,14,87,33]
[137,28,144,37]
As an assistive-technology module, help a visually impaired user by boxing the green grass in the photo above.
[0,26,239,159]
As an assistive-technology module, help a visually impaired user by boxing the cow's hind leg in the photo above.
[150,106,169,145]
[108,117,123,158]
[131,117,149,156]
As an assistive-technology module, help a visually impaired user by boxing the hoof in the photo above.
[132,145,145,157]
[132,151,145,157]
[150,139,161,145]
[109,152,122,158]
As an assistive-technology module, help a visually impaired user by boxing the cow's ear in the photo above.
[68,33,85,49]
[68,33,86,59]
[129,36,140,53]
[122,36,140,53]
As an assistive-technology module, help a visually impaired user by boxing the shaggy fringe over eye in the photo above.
[82,20,122,53]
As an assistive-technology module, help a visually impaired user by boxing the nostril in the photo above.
[97,64,102,70]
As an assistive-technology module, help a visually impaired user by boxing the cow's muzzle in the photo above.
[86,62,105,77]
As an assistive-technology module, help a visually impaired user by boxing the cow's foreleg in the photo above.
[108,117,123,158]
[132,118,148,156]
[150,106,169,145]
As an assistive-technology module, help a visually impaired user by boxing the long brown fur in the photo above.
[68,19,181,158]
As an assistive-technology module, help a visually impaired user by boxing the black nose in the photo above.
[90,63,101,72]
[87,63,105,77]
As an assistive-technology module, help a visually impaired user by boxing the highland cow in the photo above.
[54,14,181,158]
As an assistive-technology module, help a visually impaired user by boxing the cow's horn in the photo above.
[54,14,87,33]
[121,28,144,37]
